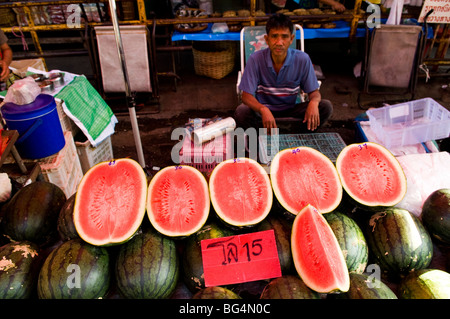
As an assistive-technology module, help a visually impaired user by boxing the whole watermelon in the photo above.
[336,273,397,299]
[257,216,293,274]
[115,229,179,299]
[260,275,320,299]
[37,239,110,299]
[324,211,369,274]
[1,181,66,245]
[182,222,234,292]
[399,269,450,299]
[421,189,450,245]
[365,208,433,278]
[57,193,79,241]
[0,241,41,299]
[192,286,241,299]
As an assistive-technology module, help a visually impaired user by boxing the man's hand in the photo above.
[260,106,277,134]
[303,90,321,131]
[0,60,10,82]
[303,102,320,131]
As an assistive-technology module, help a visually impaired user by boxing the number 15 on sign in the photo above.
[200,230,282,287]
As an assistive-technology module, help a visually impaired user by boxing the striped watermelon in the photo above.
[57,193,79,241]
[181,222,234,292]
[192,286,241,299]
[1,181,66,245]
[0,241,41,299]
[257,216,293,274]
[399,269,450,299]
[37,239,110,299]
[324,211,368,274]
[421,188,450,245]
[336,273,397,299]
[115,229,179,299]
[366,208,433,277]
[260,275,320,299]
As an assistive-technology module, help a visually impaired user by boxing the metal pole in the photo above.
[108,0,146,168]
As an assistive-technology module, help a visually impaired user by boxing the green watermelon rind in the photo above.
[181,222,234,292]
[0,241,41,299]
[260,275,320,299]
[37,239,110,299]
[421,188,450,245]
[324,211,369,274]
[399,269,450,299]
[1,181,67,245]
[365,207,433,278]
[336,273,398,299]
[115,229,179,299]
[192,286,241,299]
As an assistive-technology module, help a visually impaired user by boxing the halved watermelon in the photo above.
[291,204,350,293]
[335,142,407,208]
[270,147,342,216]
[209,157,272,227]
[73,158,147,246]
[147,165,210,237]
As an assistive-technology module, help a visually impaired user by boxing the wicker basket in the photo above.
[192,41,235,80]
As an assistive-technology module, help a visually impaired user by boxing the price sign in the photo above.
[201,230,282,287]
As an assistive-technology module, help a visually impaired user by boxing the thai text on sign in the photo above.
[419,0,450,23]
[201,230,282,287]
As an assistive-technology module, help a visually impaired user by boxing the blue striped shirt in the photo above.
[239,47,319,111]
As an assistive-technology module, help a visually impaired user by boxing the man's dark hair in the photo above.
[265,13,293,35]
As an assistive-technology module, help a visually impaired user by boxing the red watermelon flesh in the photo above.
[291,204,350,293]
[147,165,210,237]
[336,142,407,207]
[209,158,272,227]
[73,158,148,246]
[270,147,342,215]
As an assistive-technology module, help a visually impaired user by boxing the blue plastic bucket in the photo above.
[1,94,65,159]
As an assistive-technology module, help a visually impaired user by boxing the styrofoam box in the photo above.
[76,135,114,174]
[367,98,450,148]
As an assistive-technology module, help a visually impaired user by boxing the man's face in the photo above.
[264,27,294,59]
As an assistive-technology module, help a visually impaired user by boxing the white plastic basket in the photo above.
[75,135,114,174]
[367,98,450,148]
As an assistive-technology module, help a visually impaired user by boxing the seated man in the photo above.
[235,13,333,133]
[0,29,12,82]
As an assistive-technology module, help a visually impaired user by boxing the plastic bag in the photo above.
[395,152,450,217]
[211,22,229,34]
[4,77,41,105]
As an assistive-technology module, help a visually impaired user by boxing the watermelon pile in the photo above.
[0,145,449,300]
